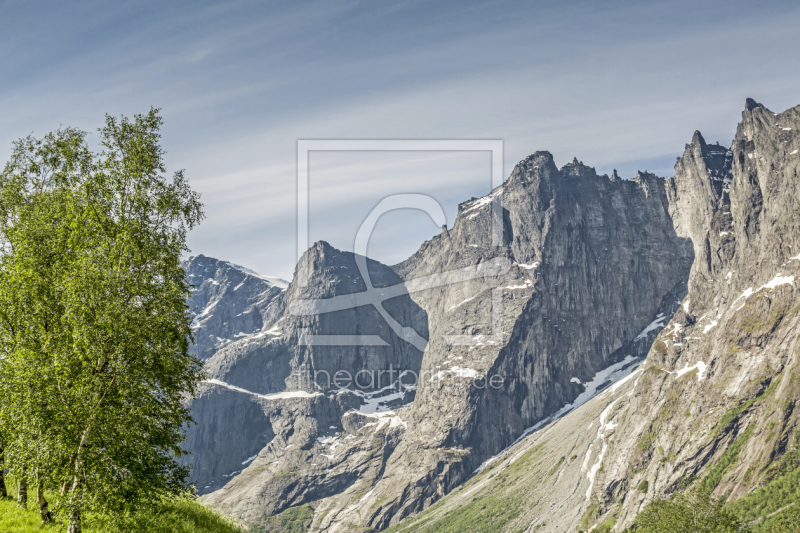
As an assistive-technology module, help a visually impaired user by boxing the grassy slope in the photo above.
[382,446,549,533]
[0,481,243,533]
[377,438,800,533]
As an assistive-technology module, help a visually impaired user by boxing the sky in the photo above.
[1,0,799,279]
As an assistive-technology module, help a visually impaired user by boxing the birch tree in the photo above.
[0,109,205,531]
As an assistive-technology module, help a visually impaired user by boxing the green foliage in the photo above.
[628,483,745,532]
[627,435,800,532]
[754,503,800,532]
[638,480,649,493]
[595,515,616,533]
[726,452,800,525]
[712,400,756,438]
[759,443,799,484]
[0,109,205,528]
[580,504,598,530]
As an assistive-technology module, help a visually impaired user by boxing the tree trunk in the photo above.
[67,505,82,533]
[0,442,6,498]
[36,472,53,524]
[67,473,82,533]
[67,429,89,533]
[17,466,27,508]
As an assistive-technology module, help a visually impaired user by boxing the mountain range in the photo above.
[179,98,800,532]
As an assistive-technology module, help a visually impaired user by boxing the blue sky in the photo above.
[2,0,799,278]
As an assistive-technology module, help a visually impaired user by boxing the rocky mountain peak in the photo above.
[506,150,559,186]
[744,96,764,111]
[288,240,409,304]
[183,255,285,360]
[691,128,706,146]
[560,157,598,179]
[521,150,556,168]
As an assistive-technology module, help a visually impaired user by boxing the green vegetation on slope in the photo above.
[712,378,780,438]
[625,463,800,533]
[0,494,242,533]
[752,504,800,532]
[249,504,313,533]
[400,491,522,533]
[382,445,547,533]
[623,483,744,532]
[726,446,800,532]
[703,425,755,493]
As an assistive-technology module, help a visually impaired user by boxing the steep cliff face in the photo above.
[199,241,427,397]
[369,100,800,532]
[326,153,692,532]
[185,141,694,530]
[184,255,288,360]
[586,98,800,530]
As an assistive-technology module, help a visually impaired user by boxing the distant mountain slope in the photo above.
[184,255,287,360]
[181,245,428,494]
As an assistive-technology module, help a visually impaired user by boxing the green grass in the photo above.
[0,498,47,532]
[383,445,547,533]
[0,491,243,533]
[702,425,755,493]
[392,491,523,533]
[594,515,616,533]
[249,504,313,533]
[88,497,244,533]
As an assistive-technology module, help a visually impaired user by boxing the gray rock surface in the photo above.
[184,255,288,360]
[182,243,426,496]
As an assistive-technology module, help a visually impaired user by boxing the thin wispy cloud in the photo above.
[1,0,799,277]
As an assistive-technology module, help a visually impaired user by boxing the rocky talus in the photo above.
[184,99,800,532]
